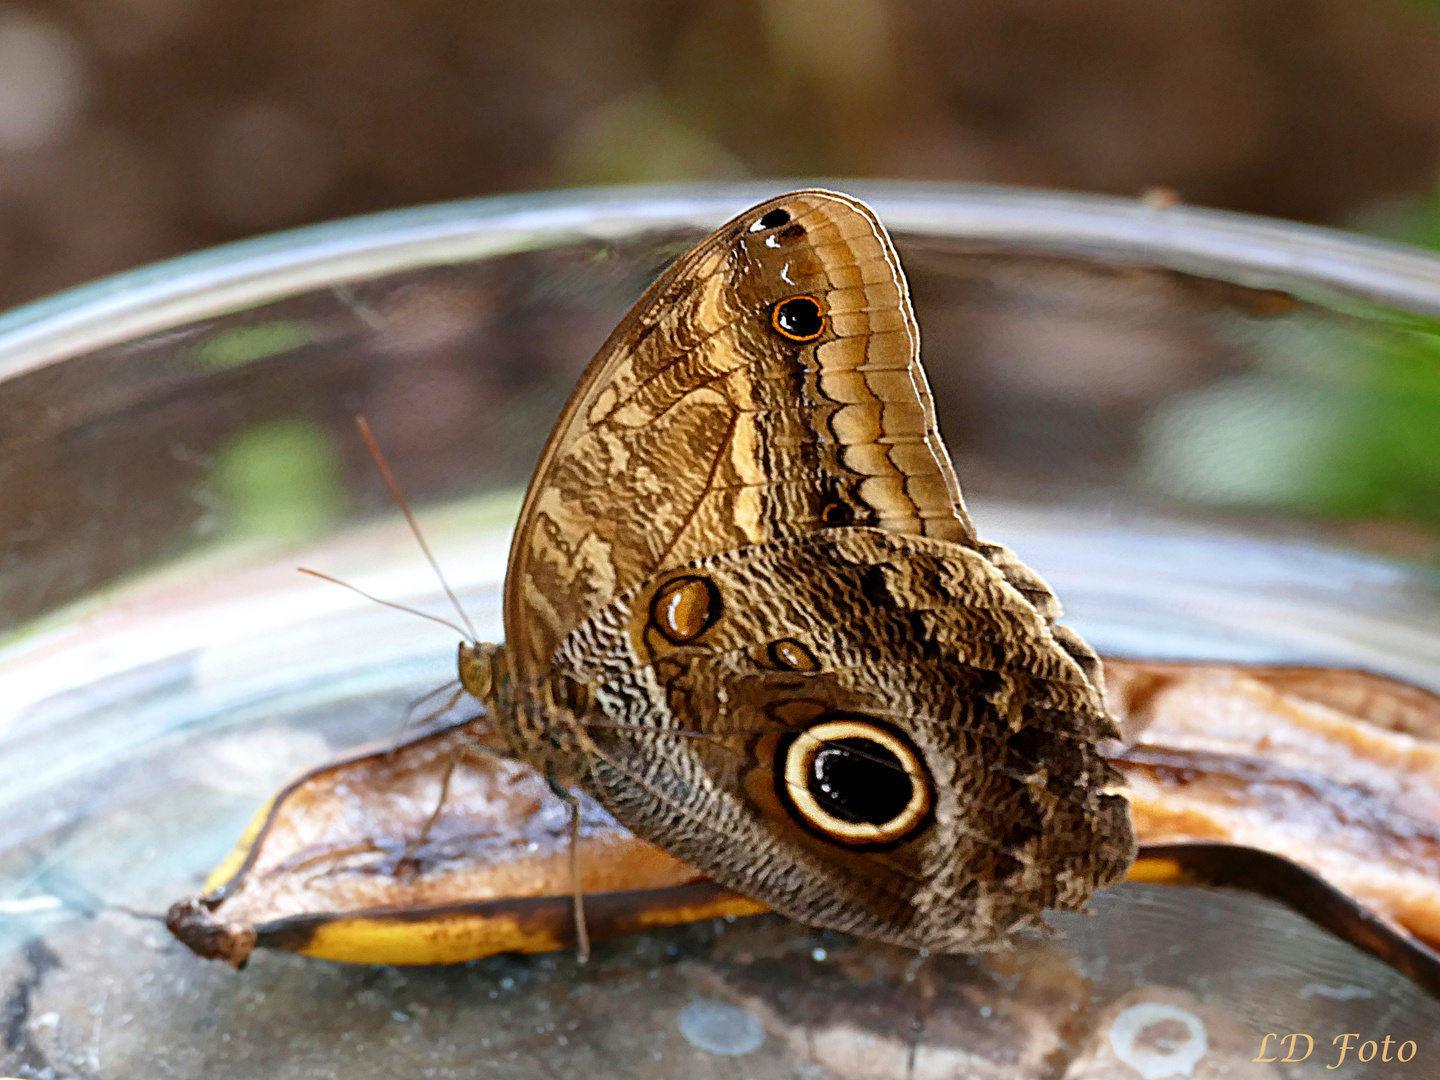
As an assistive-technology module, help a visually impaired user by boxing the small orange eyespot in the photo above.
[768,638,818,672]
[771,296,825,342]
[650,576,721,644]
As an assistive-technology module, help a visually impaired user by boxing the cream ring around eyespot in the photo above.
[782,719,932,845]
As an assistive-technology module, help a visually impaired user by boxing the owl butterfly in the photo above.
[458,190,1136,953]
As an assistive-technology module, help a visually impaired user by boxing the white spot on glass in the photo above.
[1108,1002,1207,1079]
[677,999,765,1056]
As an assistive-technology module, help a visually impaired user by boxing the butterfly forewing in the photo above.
[504,190,980,681]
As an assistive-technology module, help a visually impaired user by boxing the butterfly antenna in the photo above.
[297,568,472,639]
[354,415,479,643]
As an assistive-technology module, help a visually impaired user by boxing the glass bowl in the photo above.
[2,182,1439,1079]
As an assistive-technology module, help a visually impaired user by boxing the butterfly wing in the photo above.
[496,190,1131,948]
[551,529,1134,951]
[506,190,990,683]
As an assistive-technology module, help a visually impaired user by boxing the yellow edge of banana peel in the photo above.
[632,894,770,931]
[202,795,277,895]
[1125,856,1186,885]
[295,895,772,966]
[298,913,569,966]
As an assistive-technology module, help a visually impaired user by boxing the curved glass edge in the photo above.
[3,179,1440,384]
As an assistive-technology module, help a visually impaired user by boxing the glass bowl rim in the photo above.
[3,178,1440,385]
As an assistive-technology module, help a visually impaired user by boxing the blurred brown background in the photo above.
[4,0,1440,314]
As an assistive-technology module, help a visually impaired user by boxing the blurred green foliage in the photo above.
[556,91,745,185]
[1320,313,1440,523]
[1143,309,1440,528]
[194,321,315,369]
[1147,177,1440,533]
[1326,189,1440,527]
[210,418,345,537]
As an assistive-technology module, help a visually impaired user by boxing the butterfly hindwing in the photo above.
[545,528,1133,951]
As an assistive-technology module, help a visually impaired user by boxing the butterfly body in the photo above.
[460,190,1135,951]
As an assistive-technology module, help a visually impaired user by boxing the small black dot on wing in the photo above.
[749,207,791,232]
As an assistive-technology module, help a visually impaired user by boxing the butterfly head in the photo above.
[458,641,506,709]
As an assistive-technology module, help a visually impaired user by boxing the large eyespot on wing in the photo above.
[776,715,934,848]
[502,189,987,684]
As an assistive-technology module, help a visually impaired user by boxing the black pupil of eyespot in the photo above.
[809,738,912,826]
[759,208,790,229]
[776,297,823,338]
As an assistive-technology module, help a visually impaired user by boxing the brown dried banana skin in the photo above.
[166,717,764,968]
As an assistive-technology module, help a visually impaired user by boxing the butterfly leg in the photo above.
[388,682,467,752]
[396,740,502,873]
[546,773,592,964]
[903,949,935,1080]
[394,750,462,873]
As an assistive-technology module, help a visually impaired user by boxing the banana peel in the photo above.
[168,658,1440,992]
[1105,660,1440,993]
[166,719,766,967]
